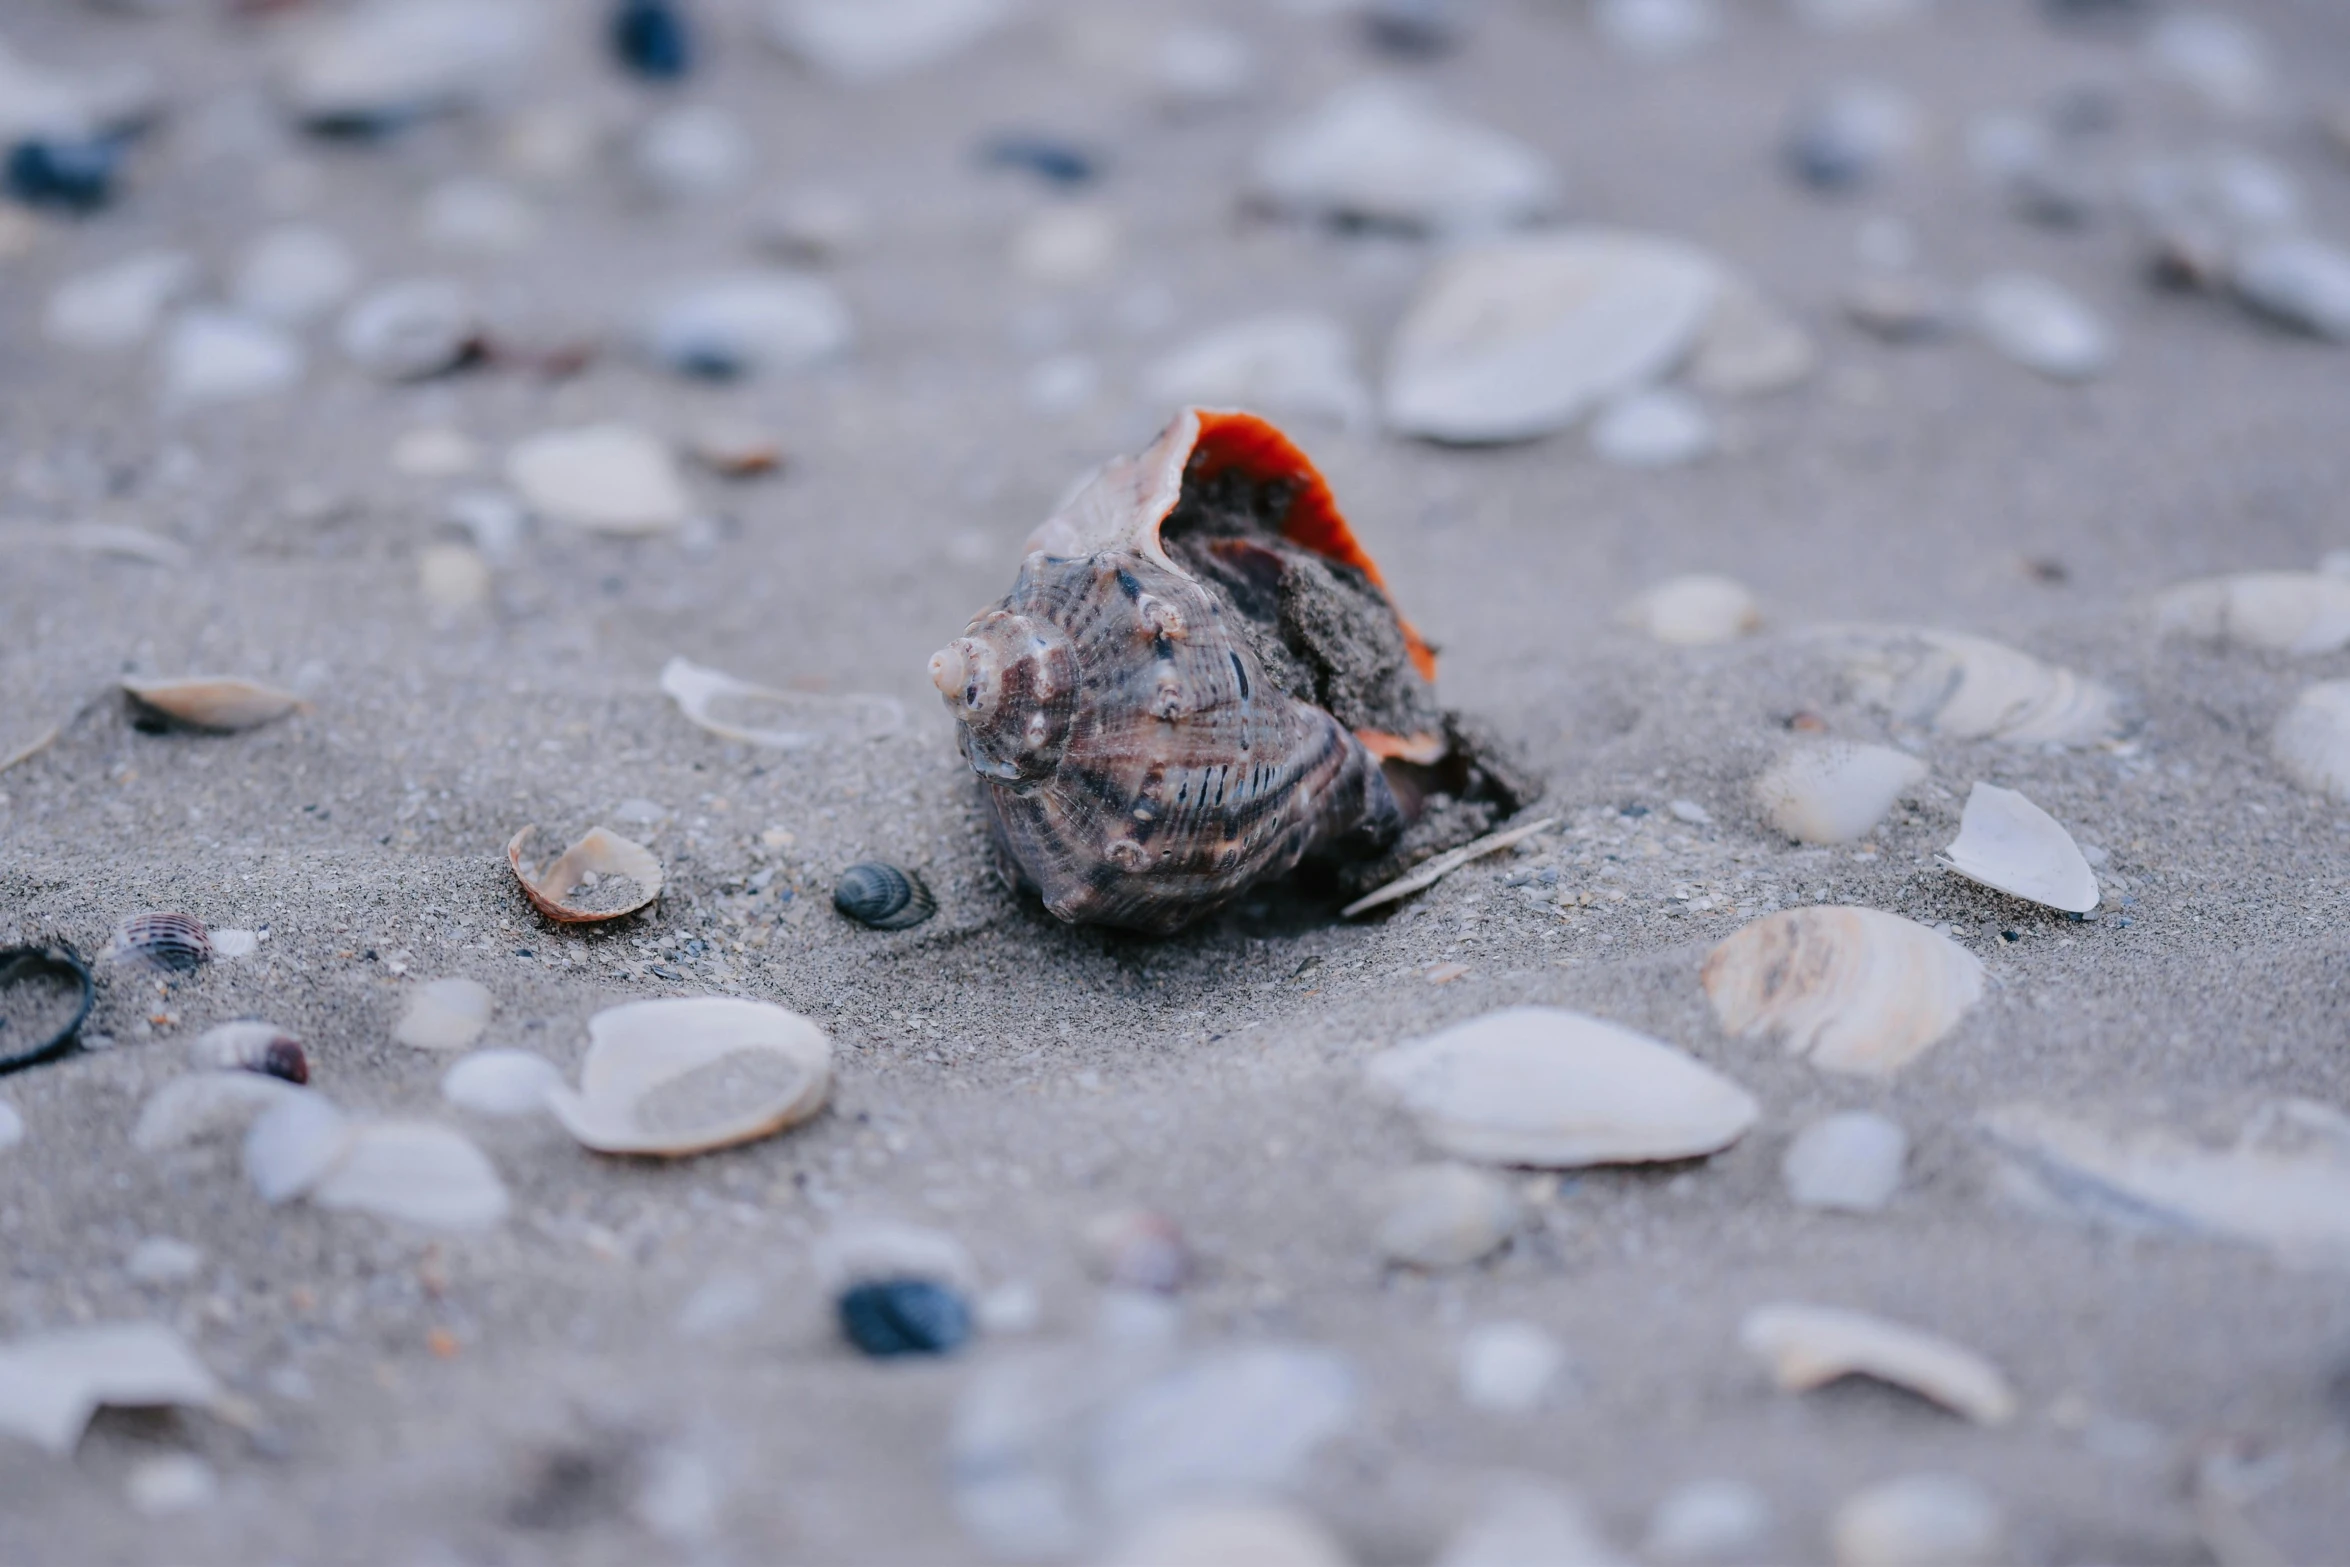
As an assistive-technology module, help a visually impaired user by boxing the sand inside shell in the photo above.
[629,1048,815,1139]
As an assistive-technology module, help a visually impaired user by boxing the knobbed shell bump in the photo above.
[1938,782,2098,914]
[507,825,664,923]
[121,675,305,733]
[833,862,936,930]
[1702,907,1983,1076]
[547,997,833,1157]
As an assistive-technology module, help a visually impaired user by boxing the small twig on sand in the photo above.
[1342,816,1558,918]
[0,725,60,777]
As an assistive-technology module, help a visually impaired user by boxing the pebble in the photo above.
[390,426,482,478]
[0,1100,20,1151]
[1589,387,1716,468]
[644,274,853,378]
[1439,1483,1628,1567]
[233,225,359,326]
[279,0,540,135]
[45,251,196,351]
[1829,1474,2003,1567]
[2146,10,2273,117]
[1104,1503,1350,1567]
[1689,280,1818,395]
[1843,272,1953,341]
[1373,1162,1524,1269]
[767,0,1013,84]
[125,1453,218,1517]
[392,977,495,1052]
[338,278,480,380]
[124,1236,205,1286]
[1785,82,1918,191]
[418,176,539,255]
[1458,1320,1564,1413]
[505,424,691,535]
[1250,82,1558,235]
[612,0,693,81]
[1593,0,1722,60]
[1009,205,1120,286]
[1619,574,1760,645]
[1151,25,1257,111]
[1643,1479,1773,1563]
[1971,273,2112,380]
[839,1278,973,1357]
[2231,236,2350,342]
[1782,1111,1908,1211]
[633,103,753,199]
[160,311,305,406]
[417,543,492,615]
[1142,312,1369,429]
[7,136,121,212]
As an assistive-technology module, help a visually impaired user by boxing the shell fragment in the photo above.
[1703,907,1983,1076]
[1753,742,1926,845]
[1938,782,2098,914]
[548,997,833,1156]
[1738,1303,2017,1425]
[507,825,664,923]
[660,657,904,750]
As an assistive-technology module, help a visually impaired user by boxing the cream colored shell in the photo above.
[1738,1303,2017,1425]
[1752,742,1925,845]
[1702,906,1983,1076]
[548,997,832,1157]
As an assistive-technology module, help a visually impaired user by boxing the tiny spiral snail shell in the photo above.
[933,407,1539,933]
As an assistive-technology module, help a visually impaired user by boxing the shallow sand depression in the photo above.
[3,0,2349,1561]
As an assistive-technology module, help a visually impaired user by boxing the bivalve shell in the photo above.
[440,1050,562,1117]
[507,825,664,923]
[109,911,213,974]
[121,676,305,733]
[1783,1111,1907,1212]
[1373,1162,1525,1269]
[642,273,852,378]
[1366,1006,1759,1168]
[1702,907,1983,1076]
[0,946,94,1075]
[2153,571,2350,654]
[548,997,833,1156]
[505,425,690,536]
[310,1121,509,1228]
[661,656,903,749]
[1618,574,1760,646]
[1830,1475,2003,1567]
[187,1021,308,1084]
[1838,628,2119,745]
[1140,312,1370,431]
[2272,680,2350,800]
[1753,742,1926,845]
[392,977,494,1051]
[1971,273,2112,381]
[1938,782,2098,913]
[1738,1303,2017,1424]
[1248,81,1557,236]
[338,278,481,381]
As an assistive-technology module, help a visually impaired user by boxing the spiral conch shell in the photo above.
[932,407,1533,933]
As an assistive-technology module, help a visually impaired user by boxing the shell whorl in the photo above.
[931,609,1078,782]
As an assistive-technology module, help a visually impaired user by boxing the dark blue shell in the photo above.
[833,863,936,931]
[838,1279,970,1357]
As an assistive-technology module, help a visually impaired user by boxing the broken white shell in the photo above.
[2272,680,2350,800]
[1249,81,1557,236]
[1366,1006,1759,1168]
[1702,907,1984,1076]
[0,1322,220,1457]
[766,0,1010,84]
[505,424,690,536]
[1618,574,1759,646]
[1782,1111,1908,1212]
[2153,571,2350,655]
[1838,628,2119,744]
[309,1121,509,1228]
[1738,1303,2017,1425]
[1830,1475,2004,1567]
[392,977,495,1051]
[548,997,833,1157]
[1384,230,1722,444]
[1938,782,2098,914]
[121,675,305,733]
[131,1071,310,1153]
[660,656,905,750]
[441,1050,562,1117]
[1753,742,1926,845]
[507,825,664,923]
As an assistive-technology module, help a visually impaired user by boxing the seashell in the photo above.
[1150,25,1259,111]
[278,0,538,133]
[233,224,359,326]
[1083,1208,1192,1293]
[440,1049,562,1117]
[1842,271,1953,342]
[2271,680,2350,799]
[123,1237,204,1286]
[121,675,305,733]
[661,657,903,750]
[338,278,482,381]
[1836,627,2120,744]
[632,102,752,199]
[833,862,936,931]
[1738,1303,2017,1424]
[2145,9,2272,116]
[187,1021,307,1085]
[1105,1503,1349,1567]
[1009,206,1120,286]
[765,0,1011,84]
[507,825,664,923]
[159,311,304,406]
[1367,1005,1759,1167]
[392,977,494,1051]
[933,408,1533,933]
[1385,231,1722,444]
[1938,781,2098,913]
[131,1071,309,1153]
[1140,313,1371,431]
[1782,1110,1907,1212]
[1372,1162,1524,1269]
[642,273,852,379]
[109,911,213,973]
[1643,1480,1772,1565]
[1829,1475,2003,1567]
[417,542,491,616]
[0,945,94,1075]
[1247,81,1557,236]
[0,1321,221,1457]
[2153,571,2350,654]
[243,1091,354,1203]
[308,1120,509,1228]
[548,997,833,1156]
[1688,277,1817,396]
[1753,742,1926,845]
[686,420,785,477]
[752,186,870,264]
[208,929,262,961]
[1619,574,1760,646]
[838,1279,973,1357]
[505,425,690,536]
[2230,235,2350,342]
[1971,273,2113,381]
[1456,1321,1565,1414]
[45,251,196,352]
[1589,387,1715,468]
[1702,907,1983,1076]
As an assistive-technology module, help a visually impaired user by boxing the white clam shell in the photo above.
[0,1322,220,1457]
[1839,628,2119,744]
[766,0,1011,84]
[1939,781,2098,914]
[2231,235,2350,341]
[1753,742,1925,845]
[1971,272,2112,381]
[660,656,904,750]
[1372,1162,1524,1269]
[505,424,691,536]
[1618,574,1759,646]
[121,675,304,732]
[549,997,833,1157]
[278,0,537,125]
[1703,907,1983,1076]
[309,1121,509,1229]
[440,1050,562,1117]
[1141,313,1370,431]
[160,311,304,406]
[1829,1475,2003,1567]
[1738,1303,2017,1425]
[393,977,495,1051]
[132,1070,310,1153]
[45,251,196,351]
[1782,1111,1908,1212]
[1588,386,1715,468]
[506,825,664,923]
[1384,230,1722,444]
[1367,1006,1759,1168]
[1249,81,1557,236]
[243,1091,354,1203]
[2272,680,2350,799]
[339,277,479,380]
[2154,571,2350,654]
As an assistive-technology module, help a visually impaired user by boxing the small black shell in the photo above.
[111,911,212,974]
[0,946,95,1076]
[833,863,936,931]
[837,1278,971,1358]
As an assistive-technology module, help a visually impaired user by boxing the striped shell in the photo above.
[931,408,1450,933]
